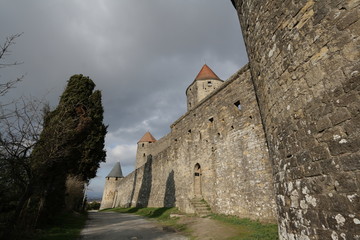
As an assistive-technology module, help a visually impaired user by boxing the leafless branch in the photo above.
[0,33,24,97]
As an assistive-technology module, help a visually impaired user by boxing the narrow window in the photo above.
[142,143,144,147]
[188,129,191,133]
[209,117,214,123]
[143,153,146,157]
[207,81,212,87]
[234,100,241,110]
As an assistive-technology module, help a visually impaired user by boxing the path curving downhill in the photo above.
[80,211,188,240]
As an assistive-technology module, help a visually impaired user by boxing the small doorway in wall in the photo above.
[194,163,202,198]
[112,190,118,208]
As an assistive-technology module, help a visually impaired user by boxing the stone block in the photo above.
[336,8,360,31]
[317,196,333,214]
[329,108,351,125]
[329,193,351,212]
[348,17,360,36]
[334,173,358,193]
[347,191,360,212]
[319,159,341,174]
[334,93,359,107]
[288,166,304,180]
[316,116,332,132]
[343,115,360,135]
[304,210,321,227]
[313,2,329,25]
[348,100,360,117]
[303,162,322,177]
[315,229,333,239]
[297,150,312,165]
[305,175,334,194]
[304,65,326,87]
[309,145,330,161]
[328,137,358,156]
[339,153,360,171]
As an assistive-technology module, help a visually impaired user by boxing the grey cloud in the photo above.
[0,0,247,199]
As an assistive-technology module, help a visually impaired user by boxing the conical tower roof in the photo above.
[194,64,221,81]
[106,162,124,178]
[138,131,156,143]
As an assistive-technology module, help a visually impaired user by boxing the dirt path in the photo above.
[178,216,244,240]
[80,211,188,240]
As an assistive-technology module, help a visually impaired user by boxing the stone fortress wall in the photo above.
[101,1,360,238]
[101,65,278,222]
[100,177,121,209]
[233,0,360,239]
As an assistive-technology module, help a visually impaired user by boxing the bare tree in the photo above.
[0,33,24,97]
[0,96,46,237]
[0,96,45,186]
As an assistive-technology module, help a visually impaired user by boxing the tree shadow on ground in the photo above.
[149,207,172,218]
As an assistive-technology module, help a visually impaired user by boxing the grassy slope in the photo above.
[210,214,278,240]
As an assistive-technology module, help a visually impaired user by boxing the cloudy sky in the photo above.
[0,0,248,199]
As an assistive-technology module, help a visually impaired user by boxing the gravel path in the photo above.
[80,211,189,240]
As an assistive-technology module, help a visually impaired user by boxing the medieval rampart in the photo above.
[233,0,360,239]
[110,65,277,222]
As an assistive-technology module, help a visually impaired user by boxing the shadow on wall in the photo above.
[136,155,153,207]
[129,169,138,207]
[163,170,176,207]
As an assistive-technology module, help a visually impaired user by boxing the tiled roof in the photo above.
[138,131,157,143]
[194,64,221,80]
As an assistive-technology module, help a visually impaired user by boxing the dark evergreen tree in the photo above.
[16,74,106,231]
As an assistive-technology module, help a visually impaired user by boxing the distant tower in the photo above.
[135,132,156,169]
[99,162,124,210]
[186,64,223,111]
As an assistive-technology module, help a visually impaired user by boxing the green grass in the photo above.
[103,207,188,232]
[30,212,87,240]
[211,214,279,240]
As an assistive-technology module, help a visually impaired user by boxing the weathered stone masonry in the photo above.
[101,65,278,222]
[101,1,359,238]
[233,0,360,239]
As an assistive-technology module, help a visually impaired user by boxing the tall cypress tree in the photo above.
[16,74,106,230]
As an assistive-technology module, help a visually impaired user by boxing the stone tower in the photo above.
[135,131,156,169]
[232,0,360,239]
[99,162,124,210]
[186,64,224,110]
